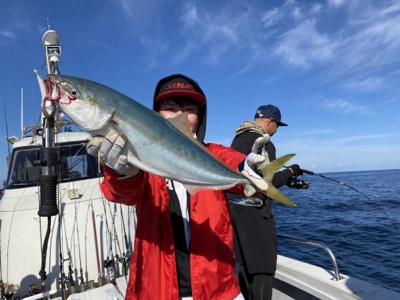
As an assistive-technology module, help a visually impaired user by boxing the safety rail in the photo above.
[278,235,344,281]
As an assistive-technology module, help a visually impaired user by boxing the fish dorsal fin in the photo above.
[167,113,198,144]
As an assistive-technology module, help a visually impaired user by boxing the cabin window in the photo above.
[6,142,100,189]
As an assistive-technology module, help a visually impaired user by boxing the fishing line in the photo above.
[286,166,398,230]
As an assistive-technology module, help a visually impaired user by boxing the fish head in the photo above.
[42,74,114,131]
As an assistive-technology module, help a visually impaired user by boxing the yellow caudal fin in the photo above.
[259,154,297,206]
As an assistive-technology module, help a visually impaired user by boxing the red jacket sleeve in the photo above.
[99,165,147,205]
[99,143,248,203]
[205,143,247,195]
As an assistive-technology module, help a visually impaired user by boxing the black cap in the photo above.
[254,104,288,126]
[153,74,207,143]
[155,76,206,104]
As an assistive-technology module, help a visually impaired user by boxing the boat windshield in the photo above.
[5,142,100,189]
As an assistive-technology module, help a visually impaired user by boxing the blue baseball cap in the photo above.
[254,104,288,126]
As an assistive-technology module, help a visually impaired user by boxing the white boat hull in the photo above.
[273,255,399,300]
[1,177,135,299]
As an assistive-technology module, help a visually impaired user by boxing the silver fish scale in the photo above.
[52,75,247,191]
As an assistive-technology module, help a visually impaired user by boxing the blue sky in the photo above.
[1,0,400,181]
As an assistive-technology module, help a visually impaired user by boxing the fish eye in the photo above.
[68,87,80,98]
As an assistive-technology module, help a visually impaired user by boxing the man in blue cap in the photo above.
[226,104,304,300]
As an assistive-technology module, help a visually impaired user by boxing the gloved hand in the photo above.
[288,164,303,176]
[87,126,140,177]
[239,134,270,196]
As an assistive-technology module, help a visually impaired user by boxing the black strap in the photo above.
[168,183,192,297]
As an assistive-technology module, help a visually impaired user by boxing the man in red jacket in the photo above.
[87,74,269,300]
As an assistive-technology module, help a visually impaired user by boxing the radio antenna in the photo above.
[3,97,10,155]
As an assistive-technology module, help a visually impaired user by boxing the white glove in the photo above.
[87,126,139,177]
[248,134,270,171]
[239,134,270,196]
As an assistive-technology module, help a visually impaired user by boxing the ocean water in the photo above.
[275,169,400,293]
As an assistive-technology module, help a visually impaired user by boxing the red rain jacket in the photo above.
[100,143,246,300]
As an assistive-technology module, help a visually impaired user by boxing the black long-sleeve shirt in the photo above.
[230,131,293,187]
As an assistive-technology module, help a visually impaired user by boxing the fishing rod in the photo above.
[90,203,102,285]
[119,204,131,279]
[285,166,398,229]
[102,200,123,280]
[72,202,85,287]
[61,213,76,288]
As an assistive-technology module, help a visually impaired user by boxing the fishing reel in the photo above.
[117,253,131,276]
[104,257,116,279]
[289,176,310,189]
[28,284,41,296]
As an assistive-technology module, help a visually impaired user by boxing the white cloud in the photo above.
[299,129,335,135]
[333,134,391,144]
[0,30,16,47]
[261,7,284,27]
[343,77,385,92]
[321,99,373,115]
[119,0,134,20]
[181,2,200,27]
[0,31,15,38]
[116,0,400,90]
[138,37,168,70]
[327,0,345,8]
[273,19,337,69]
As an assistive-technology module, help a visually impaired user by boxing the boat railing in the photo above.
[278,234,344,281]
[20,120,76,139]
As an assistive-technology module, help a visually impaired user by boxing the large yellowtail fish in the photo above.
[36,72,296,206]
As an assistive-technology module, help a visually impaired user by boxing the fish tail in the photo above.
[259,153,297,206]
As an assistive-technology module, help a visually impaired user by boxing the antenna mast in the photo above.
[20,88,23,138]
[3,99,10,155]
[37,27,62,296]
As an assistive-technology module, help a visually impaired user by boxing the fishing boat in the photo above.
[1,28,399,300]
[1,120,135,300]
[271,236,400,299]
[0,29,134,300]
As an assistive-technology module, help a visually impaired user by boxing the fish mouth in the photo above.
[41,75,78,105]
[44,77,61,102]
[35,71,61,102]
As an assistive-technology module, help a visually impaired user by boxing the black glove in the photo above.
[289,164,303,176]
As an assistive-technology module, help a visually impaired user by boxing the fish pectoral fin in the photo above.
[261,186,297,206]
